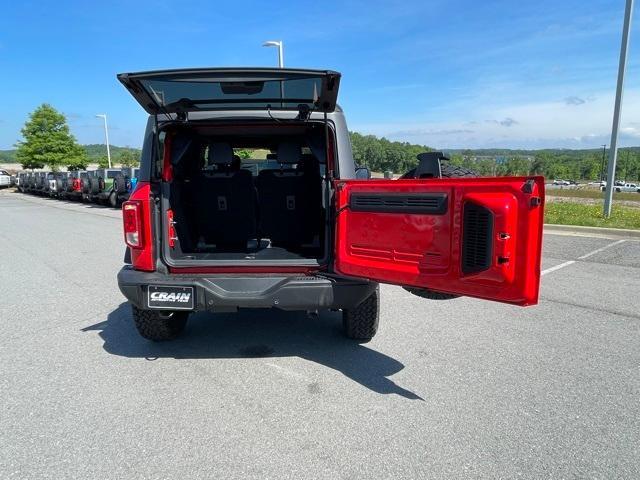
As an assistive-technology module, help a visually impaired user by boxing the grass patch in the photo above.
[545,202,640,230]
[547,187,640,202]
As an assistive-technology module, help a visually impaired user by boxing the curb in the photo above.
[544,223,640,239]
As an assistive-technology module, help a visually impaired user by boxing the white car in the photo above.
[553,179,571,186]
[614,183,640,193]
[0,169,11,188]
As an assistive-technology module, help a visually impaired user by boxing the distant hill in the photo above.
[0,149,17,163]
[0,144,142,164]
[445,147,640,157]
[82,144,141,162]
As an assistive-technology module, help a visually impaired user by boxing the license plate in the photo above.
[147,285,195,310]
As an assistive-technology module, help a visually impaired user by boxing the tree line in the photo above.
[10,104,640,182]
[351,132,640,181]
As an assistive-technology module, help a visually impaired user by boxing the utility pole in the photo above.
[604,0,634,217]
[600,144,607,182]
[95,114,111,169]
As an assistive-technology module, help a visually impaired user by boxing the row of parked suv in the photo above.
[16,167,139,207]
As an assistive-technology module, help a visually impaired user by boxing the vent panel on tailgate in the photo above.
[462,202,493,274]
[350,193,447,214]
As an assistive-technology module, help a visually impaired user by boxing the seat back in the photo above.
[257,142,315,247]
[191,142,257,248]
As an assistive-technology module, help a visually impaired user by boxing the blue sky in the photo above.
[0,0,638,150]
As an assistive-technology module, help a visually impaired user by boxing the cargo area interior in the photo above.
[162,123,329,265]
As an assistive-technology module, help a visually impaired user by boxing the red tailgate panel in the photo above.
[334,177,544,306]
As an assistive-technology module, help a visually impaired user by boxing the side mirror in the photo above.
[355,166,371,179]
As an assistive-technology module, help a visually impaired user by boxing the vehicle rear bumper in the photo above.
[117,266,377,312]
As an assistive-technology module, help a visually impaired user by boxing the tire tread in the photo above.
[132,305,188,341]
[342,287,380,341]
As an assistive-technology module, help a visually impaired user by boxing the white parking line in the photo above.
[541,239,626,276]
[541,260,576,276]
[576,239,626,260]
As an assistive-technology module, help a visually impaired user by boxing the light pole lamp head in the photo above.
[262,41,281,47]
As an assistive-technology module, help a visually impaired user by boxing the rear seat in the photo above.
[257,142,316,248]
[192,142,257,249]
[168,136,202,252]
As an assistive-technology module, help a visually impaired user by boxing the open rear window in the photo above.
[117,68,341,114]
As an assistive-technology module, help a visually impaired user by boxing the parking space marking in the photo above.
[541,260,576,276]
[576,239,626,260]
[541,239,626,276]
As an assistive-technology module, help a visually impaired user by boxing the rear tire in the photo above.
[131,304,188,341]
[342,286,379,342]
[109,191,117,208]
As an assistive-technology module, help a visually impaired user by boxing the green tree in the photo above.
[97,156,110,168]
[234,149,252,160]
[15,104,87,171]
[349,131,432,174]
[117,149,140,167]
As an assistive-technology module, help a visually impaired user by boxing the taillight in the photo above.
[167,208,176,248]
[122,182,154,272]
[123,201,142,248]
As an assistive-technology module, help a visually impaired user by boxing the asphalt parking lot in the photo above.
[1,192,639,479]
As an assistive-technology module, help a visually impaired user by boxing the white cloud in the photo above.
[353,88,640,149]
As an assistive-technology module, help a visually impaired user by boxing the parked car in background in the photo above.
[81,171,95,202]
[20,172,33,192]
[34,172,49,194]
[553,179,570,186]
[28,173,39,193]
[90,168,128,208]
[0,169,11,188]
[614,183,639,193]
[116,167,140,205]
[49,172,69,198]
[64,171,88,201]
[87,168,127,206]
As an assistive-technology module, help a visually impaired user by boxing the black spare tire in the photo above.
[89,176,100,194]
[114,174,127,194]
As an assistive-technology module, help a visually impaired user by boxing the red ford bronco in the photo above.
[116,68,544,341]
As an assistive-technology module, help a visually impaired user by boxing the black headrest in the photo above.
[277,142,301,164]
[208,142,233,165]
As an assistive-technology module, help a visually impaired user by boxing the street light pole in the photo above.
[95,114,111,168]
[262,40,285,107]
[262,40,284,68]
[604,0,634,217]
